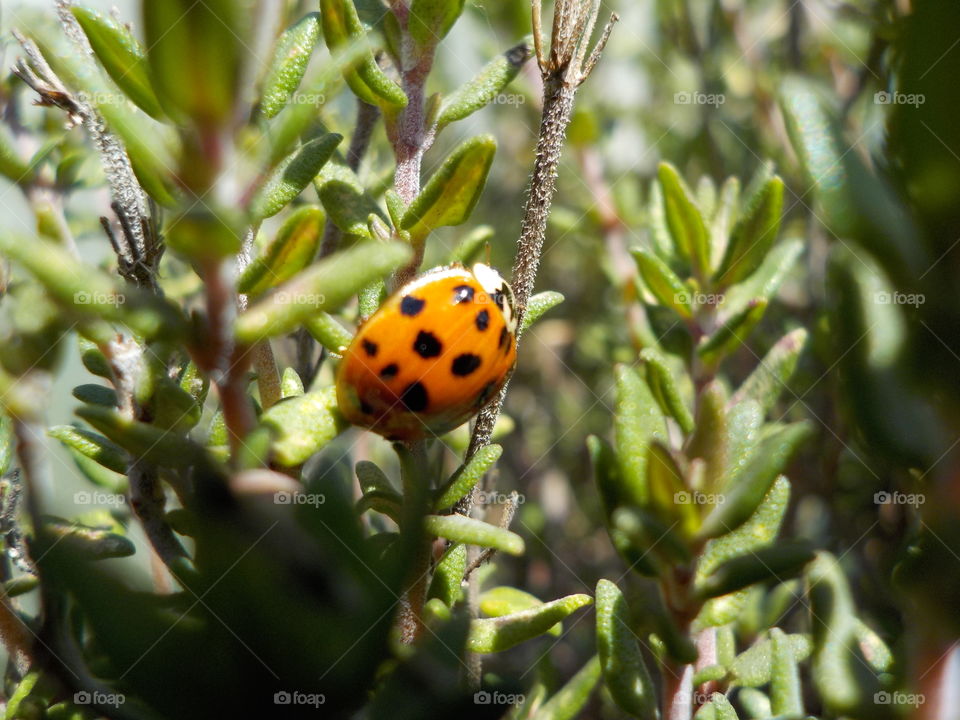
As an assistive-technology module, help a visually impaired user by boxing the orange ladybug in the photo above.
[335,263,518,442]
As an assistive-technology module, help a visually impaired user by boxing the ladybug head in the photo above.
[471,263,517,333]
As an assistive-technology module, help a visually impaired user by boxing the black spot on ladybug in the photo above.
[413,331,442,358]
[362,339,378,357]
[498,326,508,349]
[475,309,490,331]
[400,295,426,316]
[452,353,482,377]
[359,400,373,414]
[452,285,475,304]
[400,381,429,412]
[379,363,398,379]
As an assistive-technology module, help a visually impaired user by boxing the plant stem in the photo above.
[396,440,432,644]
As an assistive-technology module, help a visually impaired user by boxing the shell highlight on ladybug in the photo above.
[335,263,518,442]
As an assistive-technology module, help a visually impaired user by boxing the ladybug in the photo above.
[335,263,518,442]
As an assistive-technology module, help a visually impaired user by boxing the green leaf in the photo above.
[47,425,127,474]
[715,175,785,287]
[259,13,322,118]
[709,176,740,264]
[320,0,407,108]
[304,312,355,354]
[400,135,496,240]
[612,506,692,568]
[589,435,659,576]
[613,364,667,507]
[521,291,565,333]
[0,125,36,184]
[250,134,342,219]
[640,347,694,433]
[694,693,740,720]
[722,239,803,319]
[357,489,402,522]
[480,587,562,636]
[427,543,466,606]
[770,627,805,716]
[723,399,763,484]
[737,688,772,719]
[596,580,657,719]
[409,0,466,49]
[71,6,165,119]
[632,246,693,319]
[75,406,205,469]
[693,664,728,686]
[686,382,728,492]
[72,383,117,407]
[3,575,38,598]
[658,162,710,276]
[437,41,531,128]
[143,0,252,126]
[467,594,592,653]
[280,367,305,398]
[530,655,602,720]
[423,514,524,555]
[854,619,894,674]
[434,444,503,511]
[42,516,135,560]
[731,328,807,417]
[236,241,411,343]
[730,632,812,688]
[807,552,881,714]
[695,542,815,600]
[647,441,700,537]
[238,206,324,296]
[697,298,768,366]
[316,160,385,238]
[698,422,810,540]
[0,415,13,477]
[258,387,346,466]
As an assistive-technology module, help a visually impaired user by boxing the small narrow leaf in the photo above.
[355,460,393,495]
[695,542,815,600]
[731,328,807,417]
[686,382,728,492]
[409,0,466,49]
[480,587,562,636]
[658,162,710,276]
[647,441,699,537]
[400,135,496,240]
[424,514,524,555]
[521,291,565,333]
[238,206,324,296]
[47,425,127,474]
[317,161,385,238]
[434,443,503,511]
[715,175,785,287]
[698,422,811,539]
[614,364,668,506]
[236,241,411,343]
[467,594,592,653]
[427,543,466,606]
[258,387,346,466]
[596,579,657,719]
[41,516,135,560]
[697,299,768,365]
[320,0,407,108]
[770,627,805,716]
[530,656,602,720]
[304,312,354,354]
[632,247,693,319]
[259,13,322,118]
[437,41,531,128]
[71,6,165,119]
[250,134,342,219]
[280,368,305,398]
[641,347,694,433]
[75,407,204,469]
[730,632,812,687]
